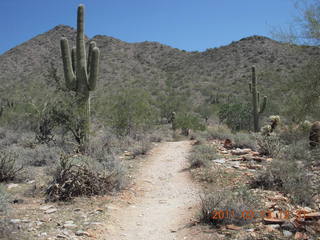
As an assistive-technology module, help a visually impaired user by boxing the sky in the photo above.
[0,0,297,54]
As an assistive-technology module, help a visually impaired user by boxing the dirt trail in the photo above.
[104,141,200,240]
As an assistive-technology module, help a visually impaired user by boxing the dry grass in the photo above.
[0,151,23,182]
[250,141,315,205]
[188,144,217,168]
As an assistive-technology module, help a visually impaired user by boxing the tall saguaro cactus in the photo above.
[60,4,100,151]
[249,66,267,132]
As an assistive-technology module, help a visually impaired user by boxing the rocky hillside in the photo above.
[0,25,319,105]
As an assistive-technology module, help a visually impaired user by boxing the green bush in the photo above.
[203,124,233,140]
[175,112,205,136]
[218,102,251,131]
[105,89,158,136]
[283,61,320,121]
[156,80,190,121]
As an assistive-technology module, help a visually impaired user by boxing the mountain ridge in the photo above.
[0,24,319,111]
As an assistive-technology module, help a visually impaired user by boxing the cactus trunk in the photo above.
[60,4,100,152]
[249,66,267,132]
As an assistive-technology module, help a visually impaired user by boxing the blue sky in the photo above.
[0,0,297,54]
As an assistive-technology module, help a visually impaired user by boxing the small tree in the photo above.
[107,89,158,136]
[272,0,320,45]
[175,113,206,136]
[218,102,251,131]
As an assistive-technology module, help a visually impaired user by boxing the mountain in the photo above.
[0,25,319,109]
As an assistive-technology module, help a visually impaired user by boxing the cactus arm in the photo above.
[60,38,76,90]
[251,66,256,82]
[71,47,76,73]
[249,83,252,93]
[259,96,267,114]
[76,4,87,78]
[88,47,100,91]
[257,91,260,112]
[87,41,96,74]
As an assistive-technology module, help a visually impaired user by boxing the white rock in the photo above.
[64,221,74,224]
[75,230,90,236]
[212,159,226,164]
[40,205,54,211]
[269,224,280,229]
[10,219,21,224]
[45,208,58,214]
[7,183,19,189]
[63,223,77,229]
[283,230,293,237]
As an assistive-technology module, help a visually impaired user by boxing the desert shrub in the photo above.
[174,112,206,136]
[0,128,20,147]
[156,80,190,121]
[310,147,320,166]
[46,153,125,201]
[188,144,217,168]
[281,140,311,162]
[233,132,257,150]
[251,142,315,205]
[204,124,233,140]
[105,88,158,136]
[278,123,310,144]
[9,145,61,167]
[256,134,282,157]
[195,103,218,122]
[0,151,23,182]
[200,187,260,225]
[0,186,18,240]
[251,160,313,205]
[0,185,9,214]
[149,125,173,142]
[38,97,88,147]
[218,102,251,131]
[127,139,152,157]
[148,132,163,143]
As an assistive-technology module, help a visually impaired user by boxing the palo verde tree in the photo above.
[60,4,100,152]
[272,0,320,45]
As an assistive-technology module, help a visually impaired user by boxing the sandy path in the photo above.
[104,141,200,240]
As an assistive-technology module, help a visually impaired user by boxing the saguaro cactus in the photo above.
[249,66,267,132]
[60,4,100,151]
